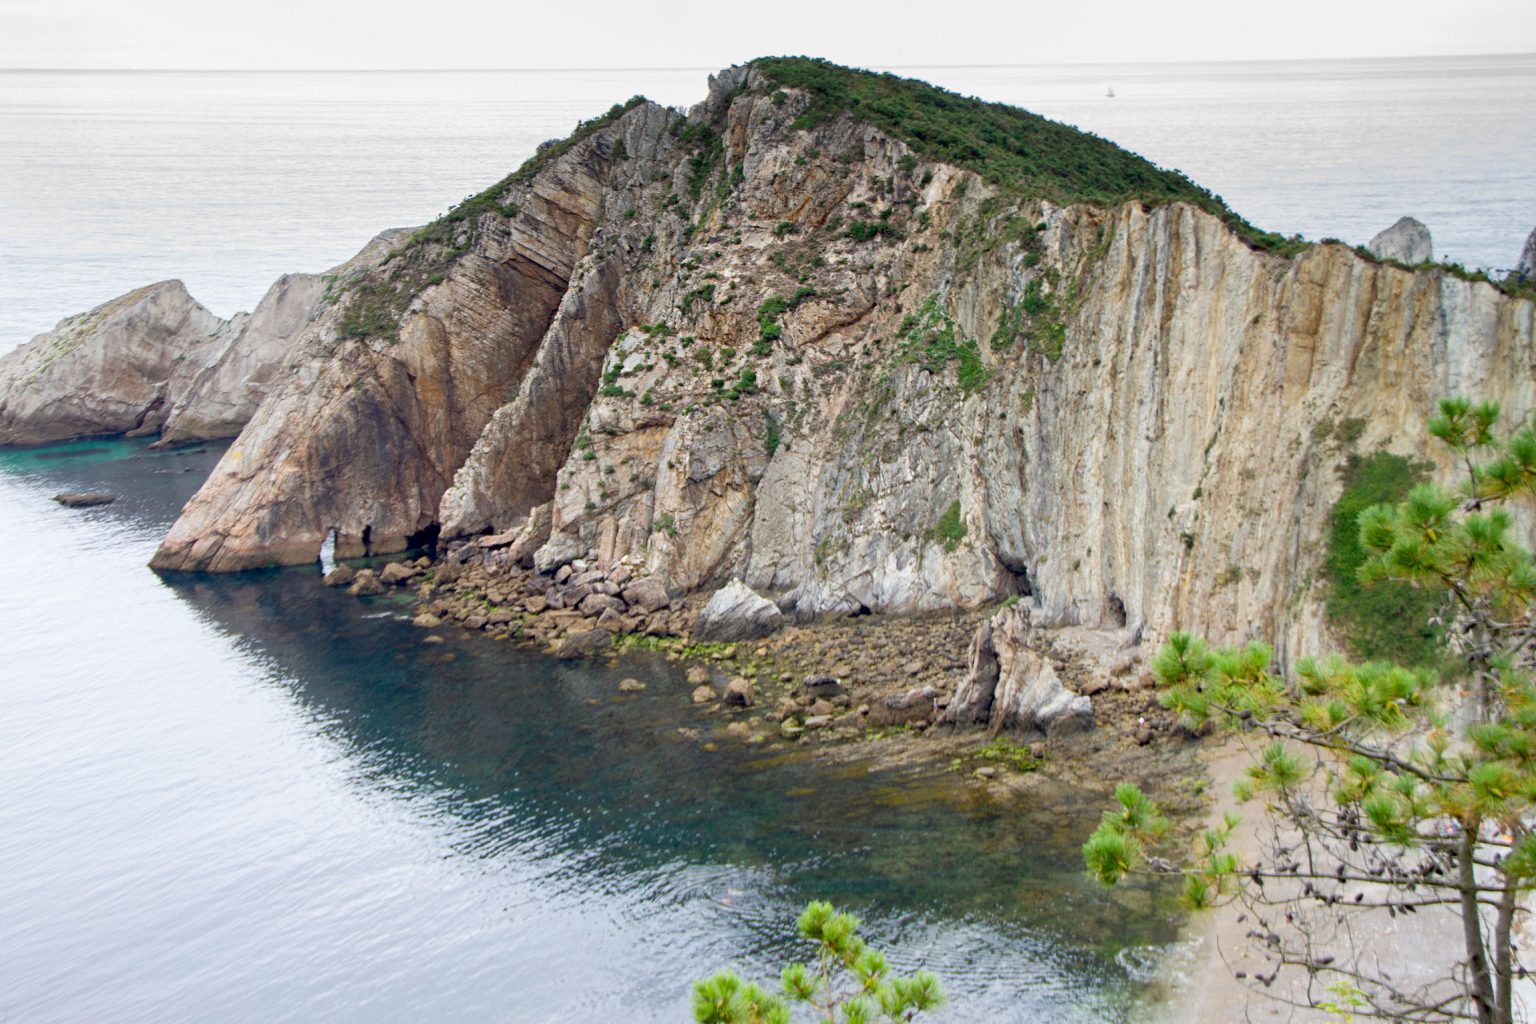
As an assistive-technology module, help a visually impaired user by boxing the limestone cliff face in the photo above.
[131,66,1533,662]
[0,229,401,447]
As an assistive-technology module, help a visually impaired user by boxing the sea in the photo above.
[0,56,1532,1022]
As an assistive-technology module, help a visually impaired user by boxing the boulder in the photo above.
[1519,226,1536,280]
[802,675,845,698]
[555,628,612,660]
[53,492,115,508]
[1367,216,1432,264]
[378,561,418,585]
[348,569,385,596]
[692,579,783,642]
[618,677,647,692]
[322,565,357,587]
[621,576,672,613]
[723,676,756,707]
[869,686,940,727]
[578,592,626,617]
[686,666,712,685]
[534,533,583,576]
[412,612,442,627]
[692,684,716,704]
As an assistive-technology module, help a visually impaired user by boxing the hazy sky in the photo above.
[4,0,1534,69]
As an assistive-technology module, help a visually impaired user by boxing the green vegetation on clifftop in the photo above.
[750,56,1307,256]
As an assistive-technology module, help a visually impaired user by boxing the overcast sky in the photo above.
[3,0,1534,69]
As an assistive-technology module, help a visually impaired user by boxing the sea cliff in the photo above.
[6,59,1534,673]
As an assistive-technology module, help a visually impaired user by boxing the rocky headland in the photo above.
[6,57,1536,757]
[0,227,408,447]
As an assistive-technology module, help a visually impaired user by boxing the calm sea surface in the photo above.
[0,57,1532,1022]
[0,442,1179,1021]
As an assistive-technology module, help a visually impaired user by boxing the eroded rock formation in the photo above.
[0,229,404,446]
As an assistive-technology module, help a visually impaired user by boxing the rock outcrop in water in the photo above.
[0,229,404,447]
[11,59,1535,673]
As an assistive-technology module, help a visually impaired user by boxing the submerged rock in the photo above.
[693,580,783,643]
[1366,216,1432,264]
[53,492,115,508]
[555,628,612,660]
[723,676,757,707]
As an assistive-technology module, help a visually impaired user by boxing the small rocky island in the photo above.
[3,56,1534,746]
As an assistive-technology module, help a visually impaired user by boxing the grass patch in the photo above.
[764,412,782,456]
[1325,451,1444,666]
[896,294,989,392]
[975,738,1041,772]
[930,500,966,552]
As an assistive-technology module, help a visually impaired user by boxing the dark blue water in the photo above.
[0,441,1179,1022]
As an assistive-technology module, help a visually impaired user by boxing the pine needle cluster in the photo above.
[693,902,943,1024]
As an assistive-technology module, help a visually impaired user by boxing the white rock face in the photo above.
[1367,216,1433,264]
[692,579,784,642]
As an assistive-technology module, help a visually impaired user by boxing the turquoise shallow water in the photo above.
[0,441,1180,1022]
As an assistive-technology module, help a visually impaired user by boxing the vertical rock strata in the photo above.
[137,66,1534,660]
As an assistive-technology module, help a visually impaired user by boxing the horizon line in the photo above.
[2,51,1533,74]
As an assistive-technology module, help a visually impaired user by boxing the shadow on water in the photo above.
[2,438,1185,1020]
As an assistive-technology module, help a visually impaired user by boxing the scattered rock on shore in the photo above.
[693,580,782,642]
[378,561,419,585]
[724,676,756,707]
[322,564,357,587]
[347,569,385,596]
[556,628,612,660]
